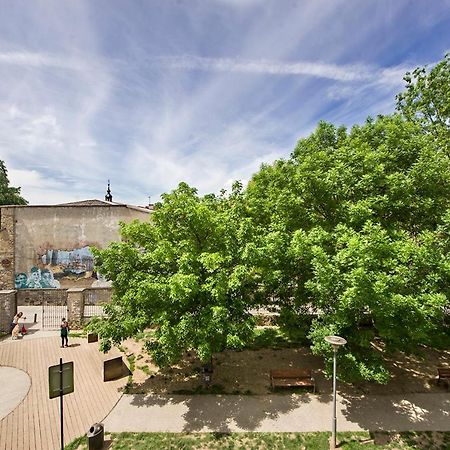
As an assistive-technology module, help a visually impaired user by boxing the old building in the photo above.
[0,198,150,291]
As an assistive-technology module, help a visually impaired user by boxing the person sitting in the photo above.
[10,312,26,339]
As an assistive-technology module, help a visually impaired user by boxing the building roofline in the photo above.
[1,200,151,213]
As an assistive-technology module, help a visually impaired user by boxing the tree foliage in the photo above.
[246,114,450,382]
[396,53,450,143]
[92,182,260,366]
[0,160,27,205]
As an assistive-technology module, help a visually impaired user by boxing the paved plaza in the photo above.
[0,334,125,450]
[1,332,449,450]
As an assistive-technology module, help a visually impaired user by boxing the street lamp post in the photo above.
[324,335,347,450]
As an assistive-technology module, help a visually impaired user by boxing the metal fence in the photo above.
[16,289,68,330]
[83,288,111,322]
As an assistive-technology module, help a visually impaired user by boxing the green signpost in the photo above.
[49,359,74,450]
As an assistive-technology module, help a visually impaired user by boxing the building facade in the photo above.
[0,200,150,291]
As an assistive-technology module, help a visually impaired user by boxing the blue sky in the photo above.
[1,0,449,205]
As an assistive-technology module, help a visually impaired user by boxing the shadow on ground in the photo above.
[128,392,317,432]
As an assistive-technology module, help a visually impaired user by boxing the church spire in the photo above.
[105,180,113,202]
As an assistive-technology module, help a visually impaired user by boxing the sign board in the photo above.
[49,361,74,399]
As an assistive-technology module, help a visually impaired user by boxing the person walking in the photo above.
[60,318,70,347]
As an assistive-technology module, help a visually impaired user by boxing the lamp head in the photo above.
[324,335,347,350]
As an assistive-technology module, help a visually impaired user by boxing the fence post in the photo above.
[67,288,85,329]
[0,289,17,333]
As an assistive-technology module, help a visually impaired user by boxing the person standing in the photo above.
[60,318,69,348]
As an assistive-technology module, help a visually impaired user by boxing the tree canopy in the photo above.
[246,115,450,382]
[91,182,260,366]
[93,54,450,383]
[396,53,449,143]
[0,160,27,205]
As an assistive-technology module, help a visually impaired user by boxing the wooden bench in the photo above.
[270,368,315,393]
[438,367,450,389]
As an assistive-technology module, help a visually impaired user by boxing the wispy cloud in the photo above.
[151,55,369,81]
[0,0,448,206]
[150,55,412,85]
[0,51,83,71]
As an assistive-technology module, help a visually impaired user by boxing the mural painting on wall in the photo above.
[15,246,96,289]
[15,267,61,289]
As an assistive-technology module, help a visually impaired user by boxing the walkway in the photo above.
[0,335,126,450]
[104,391,450,433]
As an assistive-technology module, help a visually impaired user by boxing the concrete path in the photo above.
[104,392,450,433]
[0,367,31,421]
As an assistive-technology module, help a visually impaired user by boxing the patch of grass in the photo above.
[127,354,136,372]
[138,364,152,375]
[66,431,450,449]
[249,326,306,350]
[64,434,86,449]
[68,331,86,338]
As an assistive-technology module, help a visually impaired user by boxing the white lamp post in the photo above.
[324,335,347,450]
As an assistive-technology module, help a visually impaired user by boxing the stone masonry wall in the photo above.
[17,288,68,306]
[0,290,17,333]
[1,287,112,332]
[0,207,15,290]
[67,288,85,328]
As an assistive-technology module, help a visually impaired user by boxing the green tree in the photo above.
[246,115,450,383]
[0,160,27,205]
[91,182,259,367]
[396,53,450,143]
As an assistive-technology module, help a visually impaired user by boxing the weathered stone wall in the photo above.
[14,205,149,271]
[67,288,85,327]
[84,287,112,305]
[0,290,16,333]
[0,207,16,290]
[17,289,68,306]
[12,204,149,288]
[0,287,113,332]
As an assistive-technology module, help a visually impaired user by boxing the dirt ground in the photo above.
[119,334,450,397]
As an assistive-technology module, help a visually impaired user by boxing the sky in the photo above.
[1,0,449,206]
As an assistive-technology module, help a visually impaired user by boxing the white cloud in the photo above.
[8,168,78,204]
[151,55,371,82]
[0,51,83,71]
[0,0,445,206]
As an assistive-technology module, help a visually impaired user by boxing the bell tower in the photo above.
[105,180,113,202]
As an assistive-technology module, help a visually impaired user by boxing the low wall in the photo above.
[17,289,68,306]
[84,287,112,305]
[0,287,112,332]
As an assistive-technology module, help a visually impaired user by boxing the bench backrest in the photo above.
[270,368,312,379]
[438,367,450,377]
